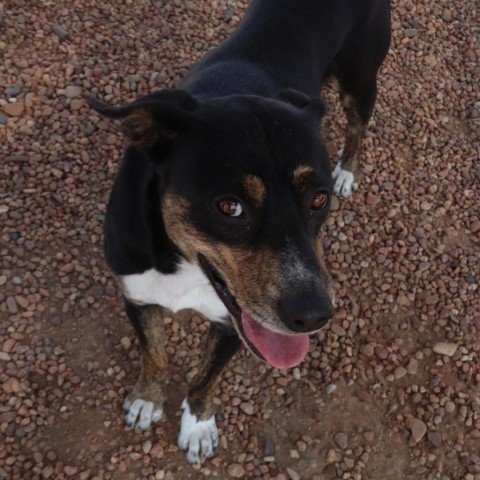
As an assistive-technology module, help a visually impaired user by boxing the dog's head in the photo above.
[89,89,335,368]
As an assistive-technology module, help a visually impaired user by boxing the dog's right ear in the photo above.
[87,90,199,155]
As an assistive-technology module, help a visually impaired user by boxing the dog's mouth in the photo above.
[198,254,310,369]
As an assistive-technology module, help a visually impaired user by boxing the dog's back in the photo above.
[182,0,391,98]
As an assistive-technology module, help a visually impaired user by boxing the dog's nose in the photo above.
[278,291,334,333]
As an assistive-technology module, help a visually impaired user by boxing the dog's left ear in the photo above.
[279,88,326,123]
[87,90,199,153]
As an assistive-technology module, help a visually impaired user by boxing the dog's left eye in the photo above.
[217,198,243,217]
[310,192,329,210]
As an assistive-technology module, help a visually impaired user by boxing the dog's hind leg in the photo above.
[332,82,377,198]
[178,323,241,464]
[332,4,391,198]
[122,300,167,430]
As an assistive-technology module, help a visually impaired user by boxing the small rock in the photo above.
[6,297,18,314]
[65,86,82,99]
[286,468,300,480]
[227,463,245,478]
[471,454,480,465]
[5,87,21,97]
[0,113,7,124]
[239,402,254,415]
[2,339,16,353]
[405,28,418,38]
[105,283,116,297]
[70,99,84,111]
[334,432,348,449]
[470,221,480,234]
[433,342,458,357]
[365,192,379,205]
[5,155,27,162]
[330,324,346,336]
[50,315,62,326]
[364,431,375,442]
[224,8,235,22]
[322,464,337,479]
[427,432,442,446]
[326,448,337,464]
[264,438,275,456]
[330,195,340,211]
[441,10,452,21]
[355,389,372,403]
[407,358,419,375]
[150,444,164,459]
[52,25,69,40]
[410,418,427,444]
[361,344,375,357]
[325,384,337,395]
[42,466,54,479]
[445,401,455,413]
[394,367,407,380]
[15,296,29,309]
[120,337,132,349]
[4,102,24,117]
[142,440,152,454]
[64,466,78,477]
[13,58,28,69]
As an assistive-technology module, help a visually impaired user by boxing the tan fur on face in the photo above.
[162,193,208,261]
[314,233,336,304]
[162,191,335,330]
[243,175,266,207]
[162,191,280,324]
[292,164,315,193]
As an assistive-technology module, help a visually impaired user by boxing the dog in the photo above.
[88,0,391,464]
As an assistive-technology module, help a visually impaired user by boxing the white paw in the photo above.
[178,399,218,464]
[123,397,163,430]
[333,164,358,198]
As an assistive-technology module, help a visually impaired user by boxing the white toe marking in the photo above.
[178,399,218,464]
[332,162,342,179]
[337,148,344,158]
[123,397,163,430]
[333,165,358,198]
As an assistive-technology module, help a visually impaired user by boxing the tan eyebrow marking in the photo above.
[243,175,266,207]
[292,165,315,192]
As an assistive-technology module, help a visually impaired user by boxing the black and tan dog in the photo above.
[88,0,391,464]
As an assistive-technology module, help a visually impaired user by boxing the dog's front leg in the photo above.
[178,322,241,464]
[123,300,167,430]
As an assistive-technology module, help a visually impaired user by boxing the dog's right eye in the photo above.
[217,198,243,217]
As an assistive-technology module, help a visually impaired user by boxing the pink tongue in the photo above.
[241,312,310,369]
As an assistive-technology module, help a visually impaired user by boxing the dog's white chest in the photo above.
[120,260,229,322]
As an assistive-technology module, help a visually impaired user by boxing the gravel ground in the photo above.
[1,0,479,479]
